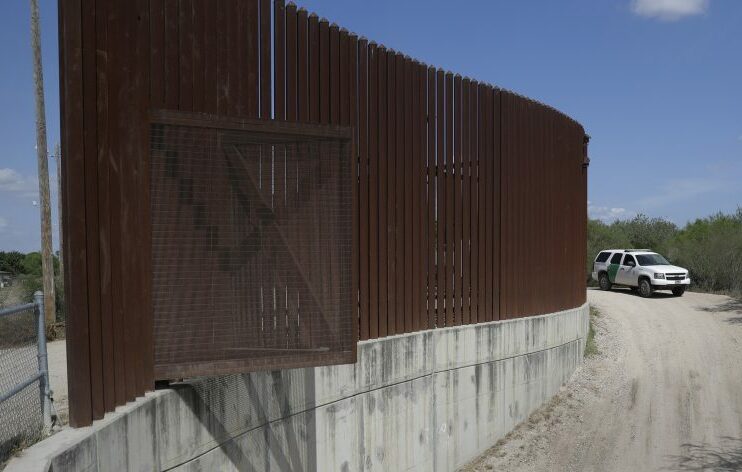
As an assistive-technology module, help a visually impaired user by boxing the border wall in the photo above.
[58,0,588,426]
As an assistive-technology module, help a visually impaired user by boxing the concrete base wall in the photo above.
[8,303,589,472]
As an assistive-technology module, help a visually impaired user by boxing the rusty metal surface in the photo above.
[59,0,587,426]
[150,112,354,378]
[499,92,587,318]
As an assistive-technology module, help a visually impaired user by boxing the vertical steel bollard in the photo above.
[34,291,52,428]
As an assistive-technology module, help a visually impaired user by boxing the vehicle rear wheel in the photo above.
[672,287,685,297]
[639,278,653,298]
[599,272,612,291]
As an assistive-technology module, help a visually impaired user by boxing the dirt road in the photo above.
[462,289,742,472]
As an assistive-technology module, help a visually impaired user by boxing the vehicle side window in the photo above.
[609,253,623,264]
[595,252,611,263]
[623,255,636,267]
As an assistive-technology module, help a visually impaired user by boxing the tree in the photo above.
[0,251,26,275]
[612,214,677,254]
[586,219,629,281]
[669,211,742,293]
[22,252,43,276]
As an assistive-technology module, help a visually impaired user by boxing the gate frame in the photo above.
[150,109,357,379]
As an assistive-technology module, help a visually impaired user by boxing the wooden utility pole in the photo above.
[30,0,55,325]
[55,143,64,293]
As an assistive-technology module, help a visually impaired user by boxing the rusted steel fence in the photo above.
[59,0,588,426]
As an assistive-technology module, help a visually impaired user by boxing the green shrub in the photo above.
[0,251,25,274]
[667,209,742,295]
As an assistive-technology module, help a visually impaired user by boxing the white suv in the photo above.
[591,249,691,298]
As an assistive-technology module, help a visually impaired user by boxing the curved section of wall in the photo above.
[499,92,588,318]
[8,304,588,472]
[59,0,589,424]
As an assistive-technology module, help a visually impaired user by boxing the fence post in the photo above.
[34,291,52,428]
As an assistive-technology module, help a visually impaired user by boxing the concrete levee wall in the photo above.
[8,303,588,471]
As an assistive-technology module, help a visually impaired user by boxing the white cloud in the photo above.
[589,202,633,222]
[631,0,709,21]
[0,217,7,233]
[0,168,38,199]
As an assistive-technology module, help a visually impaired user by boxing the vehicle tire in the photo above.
[598,272,612,291]
[672,287,685,297]
[639,278,653,298]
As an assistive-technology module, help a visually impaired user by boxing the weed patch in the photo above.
[585,306,600,357]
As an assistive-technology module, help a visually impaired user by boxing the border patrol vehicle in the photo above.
[592,249,690,298]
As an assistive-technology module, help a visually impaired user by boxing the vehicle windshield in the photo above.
[636,253,670,266]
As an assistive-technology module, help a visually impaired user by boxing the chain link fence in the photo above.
[0,292,51,463]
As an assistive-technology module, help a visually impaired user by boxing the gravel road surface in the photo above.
[462,289,742,472]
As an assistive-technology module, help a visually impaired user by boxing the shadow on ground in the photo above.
[603,287,677,299]
[699,298,742,313]
[698,297,742,325]
[664,437,742,471]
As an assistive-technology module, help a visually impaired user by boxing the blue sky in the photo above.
[1,0,740,252]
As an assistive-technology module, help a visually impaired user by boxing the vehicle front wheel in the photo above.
[672,287,685,297]
[599,273,612,291]
[639,279,653,298]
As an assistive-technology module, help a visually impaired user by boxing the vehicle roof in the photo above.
[600,249,657,255]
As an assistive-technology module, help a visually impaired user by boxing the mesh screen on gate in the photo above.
[150,112,354,379]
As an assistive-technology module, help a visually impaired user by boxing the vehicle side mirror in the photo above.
[627,262,635,267]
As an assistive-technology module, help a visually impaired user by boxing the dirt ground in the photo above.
[47,340,67,426]
[461,289,742,472]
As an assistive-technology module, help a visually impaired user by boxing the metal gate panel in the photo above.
[150,111,354,379]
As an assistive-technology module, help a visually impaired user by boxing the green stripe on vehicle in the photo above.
[608,264,620,283]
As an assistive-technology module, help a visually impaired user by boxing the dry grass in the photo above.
[585,305,601,357]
